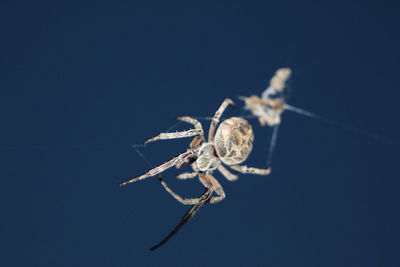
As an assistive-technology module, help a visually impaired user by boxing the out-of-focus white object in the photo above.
[242,68,291,126]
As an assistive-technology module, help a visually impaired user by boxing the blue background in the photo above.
[1,1,400,266]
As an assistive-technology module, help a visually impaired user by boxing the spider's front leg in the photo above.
[144,129,203,144]
[177,116,205,142]
[177,116,206,148]
[119,149,195,186]
[145,116,206,145]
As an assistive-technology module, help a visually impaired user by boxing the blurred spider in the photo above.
[241,68,292,127]
[240,67,390,168]
[119,98,271,250]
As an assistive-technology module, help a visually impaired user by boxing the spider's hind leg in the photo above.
[149,186,213,251]
[199,173,226,204]
[158,173,225,204]
[218,165,238,181]
[158,177,204,205]
[229,165,271,176]
[176,172,198,179]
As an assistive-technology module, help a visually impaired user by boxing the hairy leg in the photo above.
[119,149,195,186]
[158,177,204,205]
[217,165,238,181]
[177,116,205,148]
[229,165,271,175]
[158,173,225,204]
[144,129,203,144]
[208,98,234,141]
[176,172,198,179]
[199,173,226,203]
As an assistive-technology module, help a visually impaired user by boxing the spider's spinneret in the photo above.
[214,117,254,165]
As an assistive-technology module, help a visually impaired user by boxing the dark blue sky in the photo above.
[1,1,400,266]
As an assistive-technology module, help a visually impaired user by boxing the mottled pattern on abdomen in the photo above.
[214,117,254,165]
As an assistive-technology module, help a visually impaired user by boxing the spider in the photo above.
[241,68,292,127]
[119,98,271,250]
[240,67,388,170]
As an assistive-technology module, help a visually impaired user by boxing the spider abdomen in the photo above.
[214,117,254,165]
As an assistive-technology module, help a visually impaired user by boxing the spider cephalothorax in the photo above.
[193,143,220,171]
[119,98,271,250]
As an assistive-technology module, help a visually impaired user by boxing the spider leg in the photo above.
[208,98,235,141]
[176,116,205,149]
[175,156,198,169]
[149,186,213,251]
[119,149,195,186]
[144,129,203,144]
[189,136,203,149]
[176,172,198,179]
[200,173,226,203]
[158,173,225,204]
[217,164,238,181]
[229,165,272,176]
[175,159,189,169]
[177,116,204,131]
[158,177,203,204]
